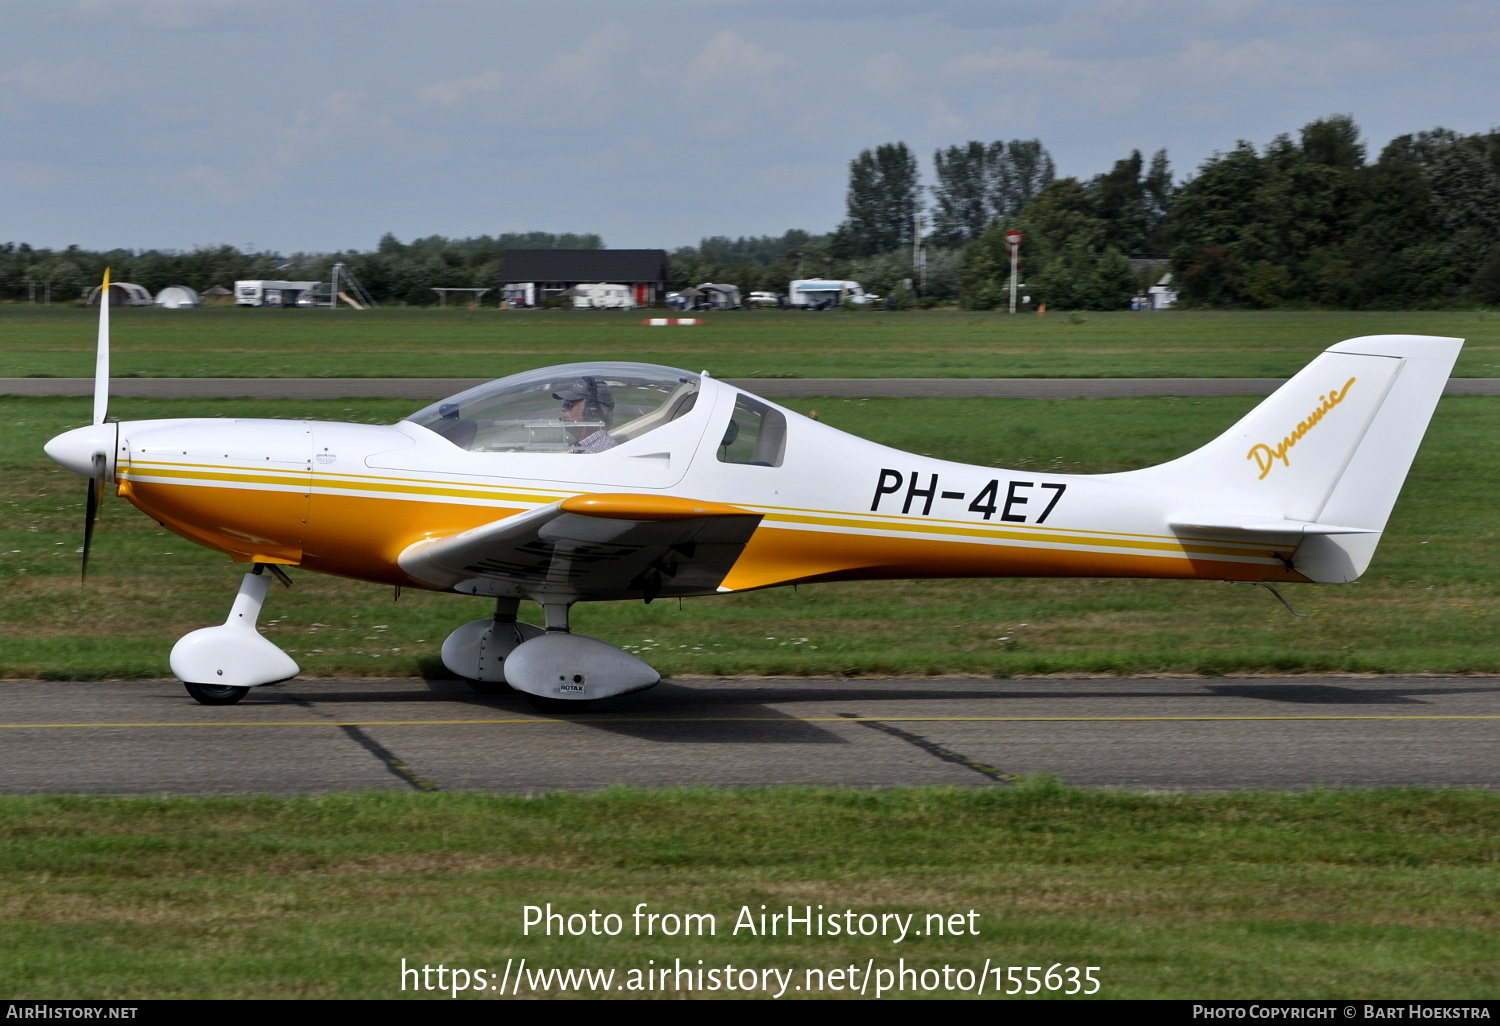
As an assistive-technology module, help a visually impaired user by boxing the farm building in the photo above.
[499,250,670,307]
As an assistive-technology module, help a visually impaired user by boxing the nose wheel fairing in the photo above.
[170,572,299,691]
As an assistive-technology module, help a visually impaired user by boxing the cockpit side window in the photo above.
[717,394,786,467]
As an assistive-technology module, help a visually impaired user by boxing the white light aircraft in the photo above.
[46,273,1463,708]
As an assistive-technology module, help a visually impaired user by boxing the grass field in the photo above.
[4,392,1497,680]
[2,305,1499,379]
[1,786,1495,999]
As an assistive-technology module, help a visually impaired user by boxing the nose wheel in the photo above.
[183,682,251,705]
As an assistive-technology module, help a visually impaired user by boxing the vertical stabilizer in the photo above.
[1127,335,1462,582]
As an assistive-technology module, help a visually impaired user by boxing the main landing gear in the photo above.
[171,565,298,706]
[440,598,659,713]
[170,575,657,712]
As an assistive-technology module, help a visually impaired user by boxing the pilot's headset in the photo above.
[554,377,615,426]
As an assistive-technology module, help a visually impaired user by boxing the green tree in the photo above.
[1301,114,1366,172]
[958,224,1010,310]
[1166,125,1361,307]
[959,176,1136,311]
[992,139,1055,217]
[930,141,995,246]
[1142,149,1175,253]
[1472,244,1500,305]
[835,143,921,257]
[1091,150,1147,255]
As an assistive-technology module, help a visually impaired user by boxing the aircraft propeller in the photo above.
[80,269,112,579]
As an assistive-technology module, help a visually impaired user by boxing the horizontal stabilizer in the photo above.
[1169,516,1377,537]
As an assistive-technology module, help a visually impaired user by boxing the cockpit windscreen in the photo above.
[405,362,700,453]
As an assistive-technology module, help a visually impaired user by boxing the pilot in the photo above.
[554,377,617,452]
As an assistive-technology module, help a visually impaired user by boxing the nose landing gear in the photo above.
[171,566,298,705]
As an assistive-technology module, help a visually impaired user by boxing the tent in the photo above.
[85,282,153,306]
[697,283,741,309]
[154,286,201,309]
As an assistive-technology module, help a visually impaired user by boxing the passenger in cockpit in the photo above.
[555,377,617,452]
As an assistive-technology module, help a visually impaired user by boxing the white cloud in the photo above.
[419,71,505,107]
[138,0,236,30]
[535,23,633,108]
[682,30,791,98]
[185,165,240,202]
[1176,37,1381,88]
[857,52,909,93]
[74,0,236,30]
[272,89,373,170]
[946,46,1061,78]
[0,58,108,106]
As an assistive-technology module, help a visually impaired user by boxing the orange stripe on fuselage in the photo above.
[719,523,1304,591]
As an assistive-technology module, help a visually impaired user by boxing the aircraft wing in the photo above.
[397,493,763,601]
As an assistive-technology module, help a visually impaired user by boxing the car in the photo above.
[749,291,780,306]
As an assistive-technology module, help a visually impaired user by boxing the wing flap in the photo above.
[399,494,763,600]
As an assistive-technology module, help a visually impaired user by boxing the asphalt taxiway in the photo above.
[1,675,1494,794]
[6,377,1500,400]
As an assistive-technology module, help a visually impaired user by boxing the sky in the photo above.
[2,0,1497,254]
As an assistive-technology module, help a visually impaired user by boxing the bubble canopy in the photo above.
[405,362,702,453]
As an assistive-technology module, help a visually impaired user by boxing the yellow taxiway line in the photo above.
[1,714,1496,728]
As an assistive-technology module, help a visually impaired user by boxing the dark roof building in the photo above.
[499,249,670,306]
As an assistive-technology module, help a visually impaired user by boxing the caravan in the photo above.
[788,279,877,309]
[234,280,321,307]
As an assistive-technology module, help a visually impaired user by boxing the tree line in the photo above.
[814,116,1500,310]
[4,116,1497,309]
[0,232,602,306]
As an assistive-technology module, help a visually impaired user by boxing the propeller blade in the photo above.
[82,452,105,580]
[93,267,111,426]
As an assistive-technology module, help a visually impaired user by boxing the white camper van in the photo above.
[788,279,877,309]
[234,280,321,307]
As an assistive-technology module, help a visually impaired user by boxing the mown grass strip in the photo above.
[2,306,1498,378]
[0,786,1495,999]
